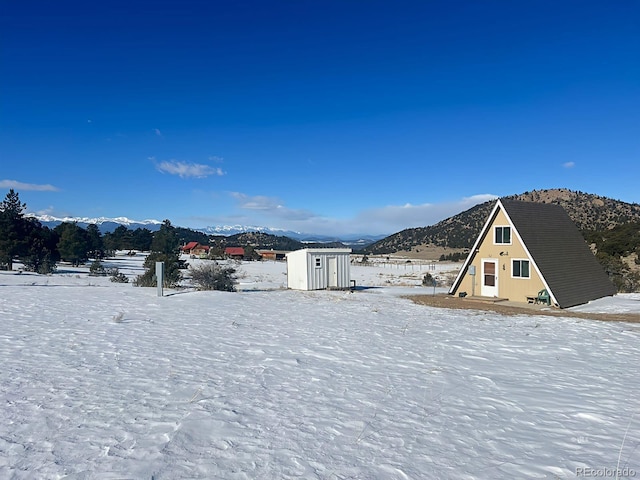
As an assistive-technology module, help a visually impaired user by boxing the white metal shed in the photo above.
[286,248,352,290]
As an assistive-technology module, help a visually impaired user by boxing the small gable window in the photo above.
[512,259,530,278]
[495,226,511,244]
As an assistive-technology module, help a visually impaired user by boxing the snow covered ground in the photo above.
[1,254,639,479]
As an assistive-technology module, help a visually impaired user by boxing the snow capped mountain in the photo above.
[199,224,295,236]
[26,214,164,233]
[26,214,385,246]
[31,214,163,227]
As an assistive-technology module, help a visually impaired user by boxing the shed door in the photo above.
[481,259,499,297]
[328,257,338,288]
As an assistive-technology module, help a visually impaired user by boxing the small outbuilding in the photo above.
[449,199,617,308]
[256,249,288,261]
[286,248,352,291]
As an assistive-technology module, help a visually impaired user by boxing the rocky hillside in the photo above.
[209,232,304,251]
[208,231,349,251]
[363,189,640,255]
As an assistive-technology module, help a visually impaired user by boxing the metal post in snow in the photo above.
[156,262,164,297]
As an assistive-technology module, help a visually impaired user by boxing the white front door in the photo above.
[481,259,499,297]
[328,257,338,288]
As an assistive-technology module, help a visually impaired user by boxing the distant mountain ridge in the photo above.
[363,189,640,255]
[198,224,383,245]
[26,214,384,247]
[27,214,164,233]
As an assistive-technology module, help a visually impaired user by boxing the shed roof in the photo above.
[286,248,352,256]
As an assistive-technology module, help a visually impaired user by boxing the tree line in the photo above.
[0,190,179,276]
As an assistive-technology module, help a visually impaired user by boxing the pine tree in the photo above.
[103,225,132,252]
[56,222,89,266]
[151,219,179,254]
[85,224,104,259]
[135,220,183,287]
[21,223,59,274]
[131,228,153,251]
[0,189,29,270]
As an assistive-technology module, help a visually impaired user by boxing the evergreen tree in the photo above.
[0,189,29,270]
[103,225,132,252]
[135,220,182,287]
[151,219,179,254]
[85,224,104,259]
[131,228,153,251]
[56,222,90,266]
[21,223,59,274]
[243,245,260,261]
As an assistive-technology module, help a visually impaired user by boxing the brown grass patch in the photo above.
[405,294,640,323]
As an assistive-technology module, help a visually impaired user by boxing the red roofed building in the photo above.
[181,242,210,256]
[181,242,199,253]
[224,247,245,259]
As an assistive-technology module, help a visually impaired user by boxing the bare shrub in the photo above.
[108,268,129,283]
[89,259,107,276]
[189,262,238,292]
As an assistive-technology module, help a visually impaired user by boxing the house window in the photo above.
[512,259,530,278]
[495,226,511,244]
[315,257,321,268]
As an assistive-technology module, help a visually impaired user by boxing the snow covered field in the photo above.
[1,254,639,479]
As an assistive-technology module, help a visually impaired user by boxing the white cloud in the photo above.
[231,192,280,210]
[156,160,225,179]
[36,206,56,215]
[230,192,315,221]
[563,161,575,168]
[225,192,497,236]
[154,128,163,137]
[0,180,59,192]
[347,194,497,234]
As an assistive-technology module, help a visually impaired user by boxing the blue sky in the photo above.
[1,1,638,236]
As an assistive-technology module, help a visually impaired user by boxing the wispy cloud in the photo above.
[0,180,59,192]
[154,128,163,137]
[225,192,497,235]
[563,161,576,168]
[350,194,498,234]
[230,192,315,220]
[155,160,225,179]
[231,192,280,210]
[36,206,56,215]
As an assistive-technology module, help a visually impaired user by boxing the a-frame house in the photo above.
[449,199,617,308]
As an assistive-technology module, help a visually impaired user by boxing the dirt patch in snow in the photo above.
[406,294,640,323]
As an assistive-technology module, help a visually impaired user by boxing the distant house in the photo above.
[256,249,289,261]
[181,242,210,256]
[286,248,352,291]
[181,242,199,254]
[449,199,617,308]
[224,247,245,260]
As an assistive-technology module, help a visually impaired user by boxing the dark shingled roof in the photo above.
[501,200,617,308]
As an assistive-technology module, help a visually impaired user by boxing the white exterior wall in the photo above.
[286,249,310,290]
[286,248,352,290]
